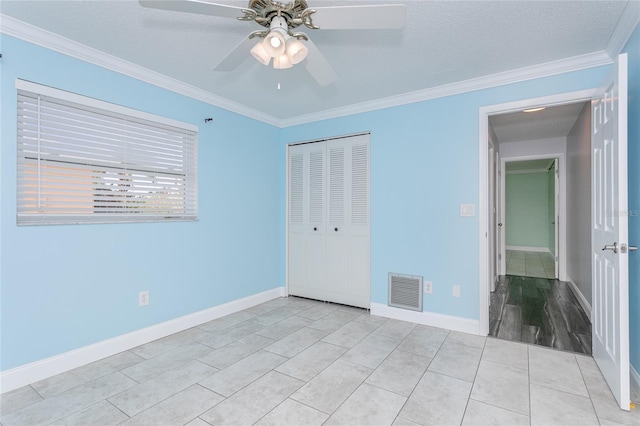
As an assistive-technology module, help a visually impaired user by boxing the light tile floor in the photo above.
[2,297,639,426]
[507,250,556,279]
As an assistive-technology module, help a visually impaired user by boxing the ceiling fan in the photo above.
[139,0,406,86]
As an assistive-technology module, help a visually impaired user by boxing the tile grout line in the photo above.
[458,338,488,425]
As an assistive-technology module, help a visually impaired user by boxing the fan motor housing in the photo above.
[249,0,309,28]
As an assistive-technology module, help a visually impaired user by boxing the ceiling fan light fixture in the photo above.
[263,30,286,57]
[250,41,271,66]
[285,38,308,65]
[263,16,288,58]
[273,54,293,69]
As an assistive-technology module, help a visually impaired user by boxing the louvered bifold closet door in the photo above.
[287,143,327,301]
[287,134,369,308]
[326,135,370,308]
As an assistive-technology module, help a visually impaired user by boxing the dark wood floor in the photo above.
[489,275,592,355]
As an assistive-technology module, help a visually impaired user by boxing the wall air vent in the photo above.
[388,273,423,312]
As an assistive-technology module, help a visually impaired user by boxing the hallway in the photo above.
[496,250,592,353]
[506,250,555,279]
[489,274,592,355]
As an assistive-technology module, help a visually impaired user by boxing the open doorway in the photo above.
[503,158,559,280]
[480,55,631,410]
[486,101,592,355]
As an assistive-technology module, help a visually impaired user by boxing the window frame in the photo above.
[16,79,198,226]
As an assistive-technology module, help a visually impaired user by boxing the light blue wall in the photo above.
[622,24,640,379]
[3,24,638,376]
[280,66,609,320]
[0,35,283,371]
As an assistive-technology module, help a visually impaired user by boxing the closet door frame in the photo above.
[285,132,371,307]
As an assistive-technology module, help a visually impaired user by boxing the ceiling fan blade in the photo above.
[304,38,338,86]
[139,0,247,19]
[308,4,406,30]
[213,36,256,71]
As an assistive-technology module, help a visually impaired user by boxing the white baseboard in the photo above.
[506,245,553,255]
[0,287,286,394]
[565,274,592,321]
[370,303,481,335]
[632,364,640,401]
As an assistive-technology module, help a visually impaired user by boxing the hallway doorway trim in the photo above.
[478,89,595,336]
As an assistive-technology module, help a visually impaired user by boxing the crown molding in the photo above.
[0,14,281,127]
[280,50,612,127]
[606,0,640,57]
[1,13,624,129]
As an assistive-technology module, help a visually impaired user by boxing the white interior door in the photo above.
[499,157,506,275]
[326,141,350,303]
[488,146,496,291]
[288,143,327,301]
[591,53,630,411]
[495,151,502,283]
[288,134,370,309]
[554,160,560,278]
[288,147,307,297]
[325,135,370,308]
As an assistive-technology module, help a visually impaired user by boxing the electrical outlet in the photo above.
[452,285,461,298]
[424,281,433,294]
[139,290,149,307]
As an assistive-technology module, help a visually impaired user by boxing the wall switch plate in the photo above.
[452,285,461,297]
[424,281,433,294]
[460,204,475,217]
[139,290,149,307]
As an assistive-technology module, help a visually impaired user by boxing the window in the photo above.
[16,80,197,225]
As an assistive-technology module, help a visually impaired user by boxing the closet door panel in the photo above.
[306,146,327,297]
[347,138,371,308]
[325,136,370,308]
[288,144,326,300]
[347,235,371,307]
[288,147,307,297]
[326,143,348,300]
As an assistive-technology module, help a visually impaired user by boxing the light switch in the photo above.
[460,204,475,217]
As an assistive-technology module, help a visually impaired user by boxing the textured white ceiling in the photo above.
[0,0,634,125]
[490,102,589,144]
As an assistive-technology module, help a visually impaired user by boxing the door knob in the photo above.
[602,242,618,254]
[498,223,503,227]
[334,227,339,232]
[313,227,317,231]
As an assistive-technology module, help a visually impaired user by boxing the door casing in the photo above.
[498,154,565,280]
[478,89,595,335]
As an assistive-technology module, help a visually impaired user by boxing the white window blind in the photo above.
[16,80,198,225]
